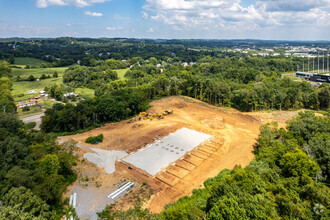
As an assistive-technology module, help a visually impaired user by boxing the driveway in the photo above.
[21,113,44,130]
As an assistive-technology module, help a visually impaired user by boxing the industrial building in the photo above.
[295,72,330,83]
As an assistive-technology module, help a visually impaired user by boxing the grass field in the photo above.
[114,68,129,80]
[39,99,56,109]
[12,77,63,102]
[17,105,43,117]
[14,57,46,66]
[75,87,95,99]
[12,67,67,79]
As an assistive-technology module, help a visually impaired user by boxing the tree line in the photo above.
[41,87,149,133]
[0,60,16,113]
[40,54,330,133]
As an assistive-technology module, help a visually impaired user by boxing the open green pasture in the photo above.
[75,87,95,99]
[17,105,43,117]
[12,77,63,102]
[14,57,46,66]
[12,67,67,79]
[114,68,129,80]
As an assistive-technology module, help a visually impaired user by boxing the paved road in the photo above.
[21,113,44,130]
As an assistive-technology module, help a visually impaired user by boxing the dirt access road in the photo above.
[62,96,261,213]
[20,113,44,130]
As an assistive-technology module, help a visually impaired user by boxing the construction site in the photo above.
[60,96,262,217]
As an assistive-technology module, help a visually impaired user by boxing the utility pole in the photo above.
[308,56,309,73]
[303,61,304,72]
[318,51,319,74]
[327,50,329,73]
[313,56,314,73]
[323,51,325,73]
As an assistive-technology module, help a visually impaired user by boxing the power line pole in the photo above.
[308,56,309,73]
[313,55,314,73]
[323,51,325,73]
[318,51,319,74]
[303,60,304,72]
[326,49,329,73]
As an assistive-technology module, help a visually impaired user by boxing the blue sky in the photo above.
[0,0,329,40]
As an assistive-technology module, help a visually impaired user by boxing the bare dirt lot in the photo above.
[61,96,264,214]
[246,109,321,129]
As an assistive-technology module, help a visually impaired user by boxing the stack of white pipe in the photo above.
[67,192,77,220]
[108,182,135,200]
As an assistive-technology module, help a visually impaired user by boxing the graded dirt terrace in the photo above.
[61,96,261,213]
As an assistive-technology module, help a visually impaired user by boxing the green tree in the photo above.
[2,187,55,219]
[54,86,63,101]
[0,60,12,77]
[71,95,77,102]
[27,75,35,81]
[22,106,30,112]
[40,73,47,79]
[62,97,69,103]
[39,154,60,175]
[281,148,320,178]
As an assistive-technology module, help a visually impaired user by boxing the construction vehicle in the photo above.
[163,110,173,115]
[134,110,173,121]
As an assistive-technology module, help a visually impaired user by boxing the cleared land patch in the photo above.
[61,96,261,213]
[84,148,127,174]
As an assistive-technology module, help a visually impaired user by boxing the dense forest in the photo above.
[1,38,329,67]
[98,112,330,219]
[0,60,77,218]
[0,113,77,218]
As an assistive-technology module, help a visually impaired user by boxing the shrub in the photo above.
[27,75,35,81]
[62,97,69,103]
[22,106,30,112]
[40,74,47,79]
[85,134,103,144]
[26,122,36,129]
[70,95,77,102]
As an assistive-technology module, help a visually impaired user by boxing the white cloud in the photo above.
[142,11,149,20]
[143,0,330,33]
[147,28,154,32]
[36,0,109,8]
[84,11,103,17]
[106,26,123,31]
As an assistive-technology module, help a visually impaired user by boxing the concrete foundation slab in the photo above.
[122,128,211,175]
